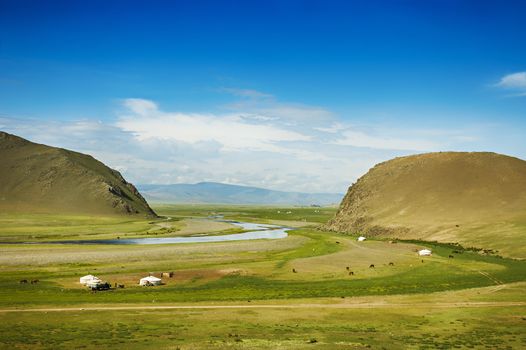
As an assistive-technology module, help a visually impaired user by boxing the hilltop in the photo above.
[0,131,156,217]
[325,152,526,258]
[137,182,342,206]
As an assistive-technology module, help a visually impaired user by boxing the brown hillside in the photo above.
[0,131,157,217]
[325,152,526,258]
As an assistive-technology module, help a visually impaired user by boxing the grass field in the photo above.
[0,204,525,349]
[2,292,525,350]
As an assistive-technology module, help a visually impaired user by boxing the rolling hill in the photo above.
[137,182,343,206]
[0,131,156,217]
[324,152,526,258]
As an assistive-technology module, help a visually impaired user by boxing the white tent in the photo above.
[418,249,432,256]
[86,279,103,288]
[80,275,100,285]
[357,236,366,242]
[140,276,162,286]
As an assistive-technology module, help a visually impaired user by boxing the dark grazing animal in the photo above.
[19,279,28,284]
[348,271,354,276]
[30,279,39,284]
[388,262,394,266]
[449,255,454,259]
[369,264,375,268]
[346,266,350,270]
[292,268,297,273]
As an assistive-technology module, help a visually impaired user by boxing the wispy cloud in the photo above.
[123,98,159,116]
[495,71,526,96]
[333,129,438,151]
[116,98,311,154]
[218,87,335,125]
[314,123,347,133]
[220,87,273,99]
[256,104,334,124]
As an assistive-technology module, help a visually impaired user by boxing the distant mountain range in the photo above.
[137,182,343,206]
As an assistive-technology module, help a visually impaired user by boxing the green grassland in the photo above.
[0,205,337,242]
[2,291,525,350]
[0,205,525,349]
[155,203,339,223]
[0,213,155,241]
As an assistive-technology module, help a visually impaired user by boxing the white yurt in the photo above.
[80,275,100,285]
[86,279,103,288]
[418,249,432,256]
[140,276,162,286]
[357,236,366,242]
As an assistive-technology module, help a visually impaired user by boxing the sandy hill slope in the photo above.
[325,152,526,258]
[138,182,342,206]
[0,131,156,217]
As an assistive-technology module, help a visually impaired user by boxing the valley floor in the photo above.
[1,285,525,349]
[0,205,525,349]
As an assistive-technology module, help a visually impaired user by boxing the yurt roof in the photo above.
[141,276,161,281]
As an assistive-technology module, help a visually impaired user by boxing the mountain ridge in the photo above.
[0,131,157,217]
[324,151,526,258]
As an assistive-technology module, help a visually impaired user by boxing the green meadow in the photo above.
[0,205,525,349]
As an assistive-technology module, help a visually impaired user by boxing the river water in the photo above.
[45,220,291,245]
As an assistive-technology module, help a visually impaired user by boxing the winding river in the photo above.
[47,220,291,245]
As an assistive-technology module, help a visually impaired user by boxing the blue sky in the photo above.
[1,0,525,193]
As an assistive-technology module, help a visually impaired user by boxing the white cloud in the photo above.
[221,88,273,99]
[495,72,526,96]
[257,104,334,124]
[333,129,438,151]
[222,90,335,124]
[116,98,311,154]
[239,114,279,122]
[315,122,347,133]
[123,98,159,116]
[496,72,526,89]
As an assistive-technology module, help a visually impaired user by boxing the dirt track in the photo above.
[1,301,525,313]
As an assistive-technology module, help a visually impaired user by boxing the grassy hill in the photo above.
[325,152,526,258]
[0,131,156,217]
[138,182,342,206]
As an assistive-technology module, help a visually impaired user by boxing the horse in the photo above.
[348,271,354,276]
